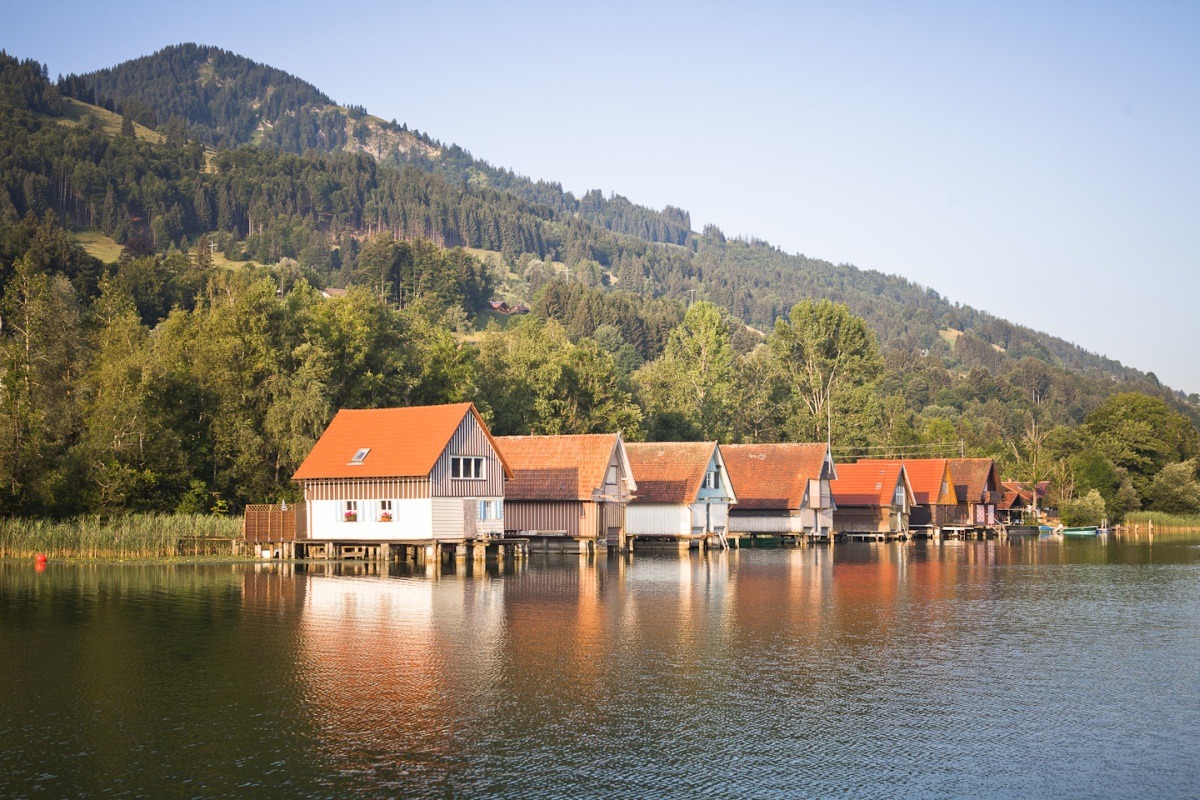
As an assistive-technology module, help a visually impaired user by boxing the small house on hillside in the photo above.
[856,459,957,538]
[292,403,512,553]
[722,443,837,540]
[832,461,916,539]
[625,442,738,550]
[494,433,637,553]
[948,458,1001,530]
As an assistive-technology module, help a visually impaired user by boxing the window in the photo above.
[703,468,721,490]
[343,500,359,522]
[379,499,393,522]
[894,485,906,507]
[348,447,370,465]
[478,501,490,521]
[451,456,485,480]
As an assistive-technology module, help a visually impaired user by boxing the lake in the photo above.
[2,535,1198,799]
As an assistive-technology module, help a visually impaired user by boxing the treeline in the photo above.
[4,210,1197,524]
[58,44,694,247]
[59,43,345,152]
[5,46,1180,401]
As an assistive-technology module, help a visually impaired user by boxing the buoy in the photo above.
[35,553,47,572]
[35,553,47,564]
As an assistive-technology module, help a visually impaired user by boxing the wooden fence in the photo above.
[243,504,305,543]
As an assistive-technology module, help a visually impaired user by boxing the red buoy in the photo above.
[35,553,47,572]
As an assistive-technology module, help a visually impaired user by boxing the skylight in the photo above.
[349,447,370,465]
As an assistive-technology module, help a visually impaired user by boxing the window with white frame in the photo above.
[343,500,359,522]
[379,499,393,522]
[451,456,485,480]
[703,468,721,490]
[477,500,502,521]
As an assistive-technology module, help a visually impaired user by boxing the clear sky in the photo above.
[6,0,1199,393]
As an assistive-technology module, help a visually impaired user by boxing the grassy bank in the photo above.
[1123,511,1200,532]
[0,514,243,559]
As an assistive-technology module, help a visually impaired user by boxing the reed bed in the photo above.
[0,514,243,559]
[1123,511,1200,532]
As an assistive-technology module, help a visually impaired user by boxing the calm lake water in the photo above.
[2,535,1199,799]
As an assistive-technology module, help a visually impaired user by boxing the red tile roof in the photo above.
[625,442,719,504]
[832,462,908,507]
[948,458,1000,503]
[293,403,510,481]
[722,443,830,510]
[856,459,956,505]
[495,434,630,501]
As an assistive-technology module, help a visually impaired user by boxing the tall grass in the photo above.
[1123,511,1200,531]
[0,514,243,559]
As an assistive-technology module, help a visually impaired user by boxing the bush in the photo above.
[1061,489,1106,527]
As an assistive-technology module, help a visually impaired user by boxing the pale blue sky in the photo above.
[6,0,1199,393]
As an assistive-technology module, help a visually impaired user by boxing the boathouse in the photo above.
[288,402,513,558]
[722,443,837,540]
[494,433,637,552]
[624,442,738,550]
[831,461,916,539]
[998,480,1051,525]
[856,459,957,538]
[948,458,1002,532]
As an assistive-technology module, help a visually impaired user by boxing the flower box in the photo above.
[380,513,393,522]
[343,511,358,522]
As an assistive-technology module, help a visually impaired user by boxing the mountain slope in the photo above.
[6,46,1186,414]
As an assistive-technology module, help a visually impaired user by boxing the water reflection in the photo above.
[2,536,1198,799]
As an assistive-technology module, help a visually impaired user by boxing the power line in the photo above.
[831,440,965,460]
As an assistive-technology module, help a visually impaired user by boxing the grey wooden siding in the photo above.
[431,414,506,498]
[505,500,598,538]
[301,478,430,501]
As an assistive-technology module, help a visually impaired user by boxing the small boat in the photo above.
[1060,526,1100,537]
[1006,525,1040,536]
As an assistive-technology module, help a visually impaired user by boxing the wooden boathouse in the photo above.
[998,480,1050,526]
[245,402,526,563]
[855,459,957,539]
[948,458,1002,535]
[494,433,637,553]
[831,461,916,540]
[624,441,738,550]
[722,443,837,542]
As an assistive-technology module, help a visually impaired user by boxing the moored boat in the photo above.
[1006,525,1040,536]
[1060,526,1100,536]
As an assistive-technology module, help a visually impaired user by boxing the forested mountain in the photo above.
[53,44,1165,390]
[60,44,693,246]
[2,46,1198,522]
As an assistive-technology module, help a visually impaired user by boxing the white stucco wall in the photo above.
[309,498,433,540]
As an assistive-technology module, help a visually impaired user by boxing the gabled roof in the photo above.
[832,462,913,507]
[856,459,957,505]
[722,443,832,510]
[999,480,1048,510]
[495,434,635,501]
[948,458,1001,503]
[625,442,733,505]
[293,403,511,481]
